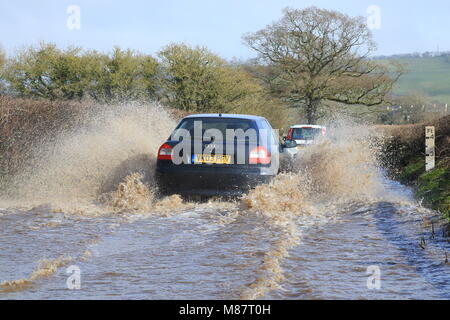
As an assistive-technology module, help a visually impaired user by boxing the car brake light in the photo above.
[157,143,173,160]
[249,146,271,164]
[286,128,293,140]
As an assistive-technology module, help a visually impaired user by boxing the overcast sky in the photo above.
[1,0,450,59]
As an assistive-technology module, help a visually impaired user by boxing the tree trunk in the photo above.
[306,98,320,124]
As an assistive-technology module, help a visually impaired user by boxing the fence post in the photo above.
[425,126,435,171]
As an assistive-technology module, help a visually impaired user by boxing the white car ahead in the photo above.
[283,124,327,159]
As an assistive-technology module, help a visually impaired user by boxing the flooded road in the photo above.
[0,103,448,299]
[1,179,449,300]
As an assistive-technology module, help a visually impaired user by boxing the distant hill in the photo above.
[375,53,450,104]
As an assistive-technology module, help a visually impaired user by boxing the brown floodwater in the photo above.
[0,179,449,299]
[0,103,449,299]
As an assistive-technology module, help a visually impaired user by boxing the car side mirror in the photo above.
[283,140,297,148]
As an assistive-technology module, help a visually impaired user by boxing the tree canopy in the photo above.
[3,43,159,102]
[243,6,403,123]
[158,43,258,112]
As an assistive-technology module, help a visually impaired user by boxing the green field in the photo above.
[380,55,450,103]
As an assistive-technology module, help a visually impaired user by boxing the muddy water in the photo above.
[264,182,450,300]
[0,179,449,299]
[0,103,449,299]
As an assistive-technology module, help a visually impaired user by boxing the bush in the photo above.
[379,114,450,169]
[157,43,292,128]
[89,47,159,102]
[379,114,450,218]
[3,43,159,102]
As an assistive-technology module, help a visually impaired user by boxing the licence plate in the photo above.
[192,154,231,164]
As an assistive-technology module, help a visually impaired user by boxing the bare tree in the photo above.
[243,7,403,124]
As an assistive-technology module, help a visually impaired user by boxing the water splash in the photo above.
[1,102,177,215]
[238,117,390,299]
[0,256,72,292]
[1,106,426,299]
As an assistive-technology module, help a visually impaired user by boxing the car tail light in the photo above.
[249,146,271,164]
[286,128,293,140]
[157,143,173,160]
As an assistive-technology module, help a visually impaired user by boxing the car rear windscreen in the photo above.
[292,127,322,140]
[172,117,256,140]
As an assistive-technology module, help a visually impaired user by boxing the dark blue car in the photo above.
[155,113,291,196]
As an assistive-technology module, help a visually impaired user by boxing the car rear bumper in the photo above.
[155,164,275,196]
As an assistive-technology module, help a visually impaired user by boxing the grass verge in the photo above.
[380,115,450,219]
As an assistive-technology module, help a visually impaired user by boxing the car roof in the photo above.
[290,124,325,129]
[183,113,267,121]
